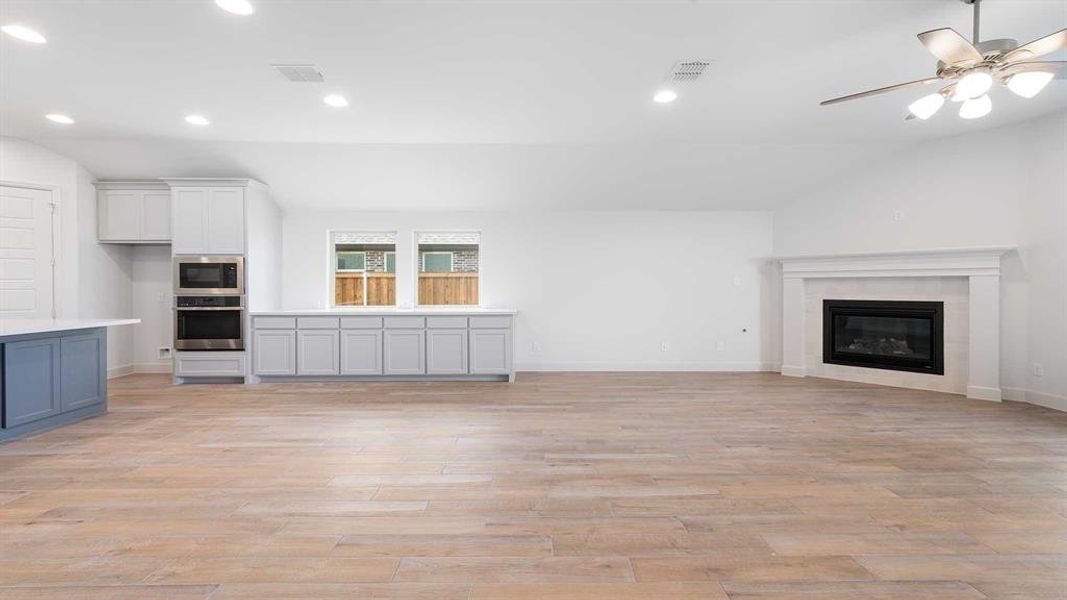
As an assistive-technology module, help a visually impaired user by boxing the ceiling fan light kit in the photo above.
[908,93,946,119]
[820,0,1065,122]
[959,94,993,119]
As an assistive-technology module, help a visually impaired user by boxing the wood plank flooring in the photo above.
[0,372,1065,599]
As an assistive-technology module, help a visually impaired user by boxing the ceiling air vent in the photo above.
[668,60,711,84]
[271,64,325,83]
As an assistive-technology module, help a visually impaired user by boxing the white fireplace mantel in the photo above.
[777,246,1015,401]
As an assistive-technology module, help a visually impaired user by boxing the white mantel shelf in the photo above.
[776,246,1015,402]
[777,246,1016,279]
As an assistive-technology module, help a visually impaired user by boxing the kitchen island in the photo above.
[1,319,139,442]
[248,308,516,382]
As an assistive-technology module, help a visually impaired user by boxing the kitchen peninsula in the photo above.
[1,319,139,442]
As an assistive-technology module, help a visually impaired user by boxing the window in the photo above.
[421,252,453,273]
[336,251,365,272]
[331,231,396,306]
[416,231,479,305]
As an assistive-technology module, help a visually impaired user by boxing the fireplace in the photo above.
[823,300,944,375]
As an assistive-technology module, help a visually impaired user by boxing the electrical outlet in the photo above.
[660,342,670,352]
[893,210,904,221]
[1033,363,1044,377]
[531,342,542,353]
[158,347,172,360]
[715,340,726,351]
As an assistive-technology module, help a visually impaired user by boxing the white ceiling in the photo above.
[1,0,1064,209]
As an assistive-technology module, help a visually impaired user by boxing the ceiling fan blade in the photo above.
[1004,28,1067,61]
[820,77,941,106]
[917,28,983,65]
[1001,61,1067,79]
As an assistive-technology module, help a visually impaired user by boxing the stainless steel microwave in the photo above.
[174,256,244,295]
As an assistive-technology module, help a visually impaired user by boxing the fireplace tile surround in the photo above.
[778,247,1013,401]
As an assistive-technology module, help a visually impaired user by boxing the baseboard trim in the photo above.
[514,361,777,373]
[966,385,1003,402]
[1003,386,1067,413]
[780,364,806,378]
[107,364,134,379]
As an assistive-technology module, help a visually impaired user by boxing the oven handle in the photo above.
[174,307,245,312]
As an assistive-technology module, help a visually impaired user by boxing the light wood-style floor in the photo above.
[0,373,1065,599]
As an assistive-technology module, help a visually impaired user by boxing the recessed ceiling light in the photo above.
[323,94,349,108]
[653,89,678,104]
[2,24,46,44]
[215,0,254,15]
[185,114,210,126]
[45,113,74,124]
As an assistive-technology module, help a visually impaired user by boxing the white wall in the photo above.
[0,136,134,374]
[130,245,173,372]
[283,210,774,371]
[774,110,1067,409]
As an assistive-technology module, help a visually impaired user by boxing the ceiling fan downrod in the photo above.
[963,0,981,44]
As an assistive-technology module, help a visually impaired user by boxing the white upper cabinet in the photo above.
[96,183,171,244]
[206,188,245,254]
[171,186,245,255]
[140,191,172,241]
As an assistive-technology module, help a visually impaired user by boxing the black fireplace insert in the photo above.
[823,300,944,375]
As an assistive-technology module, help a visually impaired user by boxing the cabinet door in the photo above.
[297,330,340,375]
[140,190,172,241]
[383,330,425,375]
[206,188,245,254]
[426,329,468,375]
[470,329,512,375]
[171,188,207,254]
[60,331,105,411]
[99,190,141,241]
[254,330,296,375]
[340,330,383,375]
[3,337,61,427]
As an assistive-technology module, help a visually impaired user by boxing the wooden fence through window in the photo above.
[335,272,478,306]
[335,272,396,306]
[418,272,479,305]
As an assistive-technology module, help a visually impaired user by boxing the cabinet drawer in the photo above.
[470,316,512,329]
[384,316,425,329]
[254,317,297,330]
[175,351,246,377]
[341,316,383,329]
[427,316,468,329]
[297,317,341,330]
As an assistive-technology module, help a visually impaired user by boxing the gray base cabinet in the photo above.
[2,328,107,442]
[250,311,514,381]
[470,329,512,375]
[298,330,341,375]
[384,330,426,375]
[341,330,383,375]
[427,329,468,374]
[253,330,296,375]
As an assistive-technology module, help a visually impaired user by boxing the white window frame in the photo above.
[420,251,454,273]
[329,231,397,308]
[335,250,367,273]
[414,230,480,307]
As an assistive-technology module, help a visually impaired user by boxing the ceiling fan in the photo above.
[821,0,1066,120]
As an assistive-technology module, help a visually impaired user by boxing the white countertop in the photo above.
[0,318,141,338]
[250,307,516,316]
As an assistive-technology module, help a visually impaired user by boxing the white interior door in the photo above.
[0,185,55,319]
